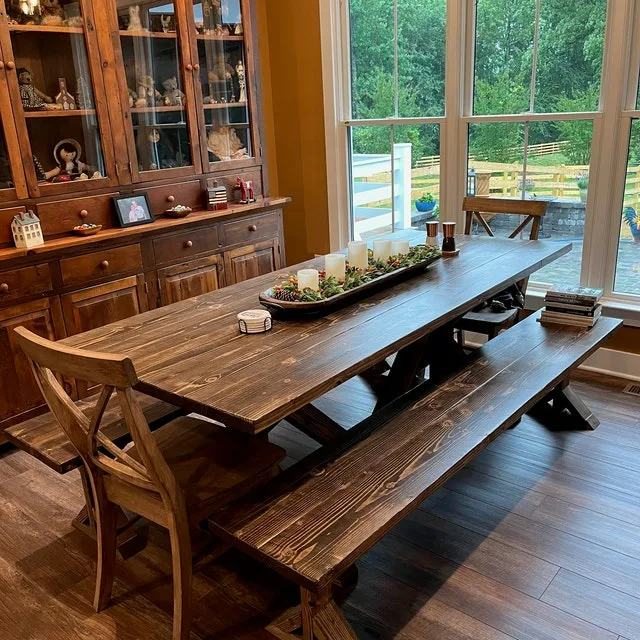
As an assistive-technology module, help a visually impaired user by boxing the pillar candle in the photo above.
[373,239,392,261]
[297,269,319,291]
[390,240,410,256]
[348,241,368,270]
[325,254,346,280]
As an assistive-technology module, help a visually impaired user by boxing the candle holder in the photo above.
[441,222,459,256]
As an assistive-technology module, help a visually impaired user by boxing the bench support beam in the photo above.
[286,404,347,445]
[301,587,357,640]
[547,379,600,430]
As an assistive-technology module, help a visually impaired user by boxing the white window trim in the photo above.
[320,0,640,321]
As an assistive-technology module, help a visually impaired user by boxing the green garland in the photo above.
[271,245,441,302]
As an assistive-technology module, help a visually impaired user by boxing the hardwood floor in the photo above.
[0,370,638,639]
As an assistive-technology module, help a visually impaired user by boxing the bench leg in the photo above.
[286,404,347,445]
[551,380,600,430]
[301,587,358,640]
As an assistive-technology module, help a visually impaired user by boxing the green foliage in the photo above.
[575,173,589,190]
[418,193,435,203]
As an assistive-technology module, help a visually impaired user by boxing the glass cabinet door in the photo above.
[1,0,114,196]
[113,0,200,179]
[191,0,254,170]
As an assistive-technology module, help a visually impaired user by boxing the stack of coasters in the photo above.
[238,309,272,334]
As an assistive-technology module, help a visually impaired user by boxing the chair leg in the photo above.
[93,483,117,612]
[168,515,193,640]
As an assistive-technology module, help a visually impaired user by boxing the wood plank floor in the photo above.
[0,370,638,639]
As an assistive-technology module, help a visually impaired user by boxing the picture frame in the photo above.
[112,193,155,228]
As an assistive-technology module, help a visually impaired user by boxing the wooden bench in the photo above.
[5,392,183,554]
[208,312,621,639]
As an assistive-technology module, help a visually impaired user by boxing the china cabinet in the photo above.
[0,0,287,436]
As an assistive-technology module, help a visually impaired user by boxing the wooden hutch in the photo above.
[0,0,288,437]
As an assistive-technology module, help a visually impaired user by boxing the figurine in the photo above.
[49,139,91,182]
[235,177,255,204]
[17,68,54,110]
[33,155,59,182]
[128,87,139,108]
[207,126,248,162]
[137,74,161,107]
[127,5,144,31]
[40,0,64,26]
[18,0,40,24]
[75,76,94,109]
[236,60,246,103]
[147,128,178,170]
[208,53,234,82]
[160,14,173,33]
[234,22,243,35]
[11,211,43,249]
[161,76,185,106]
[55,78,76,110]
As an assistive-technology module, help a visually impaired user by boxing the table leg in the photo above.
[72,467,147,559]
[301,586,358,640]
[286,404,347,445]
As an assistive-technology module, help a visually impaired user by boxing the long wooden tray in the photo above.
[259,252,442,317]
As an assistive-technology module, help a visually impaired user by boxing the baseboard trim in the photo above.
[464,332,640,383]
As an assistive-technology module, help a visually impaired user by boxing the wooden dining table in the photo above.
[60,233,571,446]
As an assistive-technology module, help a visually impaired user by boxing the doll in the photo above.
[161,77,186,106]
[39,0,64,26]
[207,126,248,162]
[236,60,246,103]
[147,128,178,170]
[137,74,161,107]
[49,139,90,182]
[127,5,144,31]
[17,68,54,110]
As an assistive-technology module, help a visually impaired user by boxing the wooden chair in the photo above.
[14,327,286,640]
[455,196,547,345]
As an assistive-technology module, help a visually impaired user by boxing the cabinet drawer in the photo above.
[136,180,203,215]
[37,194,119,237]
[60,244,143,288]
[153,226,220,265]
[0,264,53,305]
[222,211,281,247]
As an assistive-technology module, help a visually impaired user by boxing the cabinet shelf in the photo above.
[119,29,177,39]
[203,102,247,110]
[131,105,185,114]
[196,34,243,41]
[24,109,97,119]
[8,24,84,35]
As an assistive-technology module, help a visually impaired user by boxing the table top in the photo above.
[62,235,571,434]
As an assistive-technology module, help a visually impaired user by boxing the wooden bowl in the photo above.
[72,225,102,237]
[164,207,192,218]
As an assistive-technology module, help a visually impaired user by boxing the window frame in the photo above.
[320,0,640,324]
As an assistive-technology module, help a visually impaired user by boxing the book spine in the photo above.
[545,305,599,317]
[545,295,599,306]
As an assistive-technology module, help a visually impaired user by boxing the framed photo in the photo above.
[113,194,155,228]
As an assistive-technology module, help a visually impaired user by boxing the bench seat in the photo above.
[209,312,621,597]
[5,392,183,474]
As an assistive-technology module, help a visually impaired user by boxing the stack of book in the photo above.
[541,285,603,328]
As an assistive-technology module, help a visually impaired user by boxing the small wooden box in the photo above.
[207,186,228,211]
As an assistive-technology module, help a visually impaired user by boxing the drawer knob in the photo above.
[0,62,4,70]
[100,260,109,269]
[193,63,200,71]
[248,224,257,232]
[0,283,8,293]
[79,209,89,218]
[167,195,175,203]
[5,61,15,70]
[184,240,193,248]
[185,63,193,72]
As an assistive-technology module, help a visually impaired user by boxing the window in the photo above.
[326,0,640,315]
[347,0,445,240]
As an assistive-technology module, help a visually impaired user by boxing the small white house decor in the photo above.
[11,211,43,249]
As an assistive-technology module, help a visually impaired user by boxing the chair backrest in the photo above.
[14,327,184,519]
[462,196,547,240]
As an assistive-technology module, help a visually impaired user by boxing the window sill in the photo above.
[526,289,640,327]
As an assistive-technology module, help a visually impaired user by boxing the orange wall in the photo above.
[255,0,331,265]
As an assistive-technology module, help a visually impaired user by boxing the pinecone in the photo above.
[272,288,299,302]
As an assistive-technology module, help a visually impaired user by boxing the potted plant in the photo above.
[576,173,588,203]
[623,207,640,245]
[416,192,437,213]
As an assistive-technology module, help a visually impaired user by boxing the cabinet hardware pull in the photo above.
[6,61,15,70]
[80,210,89,218]
[185,63,193,71]
[185,240,193,248]
[193,63,200,71]
[0,62,4,70]
[167,195,175,203]
[248,224,257,232]
[100,260,109,269]
[0,283,8,293]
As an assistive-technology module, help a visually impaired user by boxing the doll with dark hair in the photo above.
[47,139,93,182]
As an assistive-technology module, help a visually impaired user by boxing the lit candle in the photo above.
[325,254,346,280]
[297,269,319,291]
[391,240,410,256]
[373,239,392,261]
[348,241,368,270]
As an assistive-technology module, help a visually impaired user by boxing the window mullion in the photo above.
[394,0,399,119]
[529,0,541,114]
